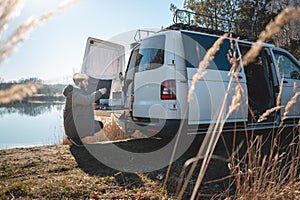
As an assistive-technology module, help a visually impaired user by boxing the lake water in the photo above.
[0,103,65,150]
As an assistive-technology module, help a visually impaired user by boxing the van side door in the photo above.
[239,44,279,124]
[182,31,248,126]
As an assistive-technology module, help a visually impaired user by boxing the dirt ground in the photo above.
[0,134,236,200]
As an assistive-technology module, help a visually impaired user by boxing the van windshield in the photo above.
[134,35,165,72]
[181,31,234,71]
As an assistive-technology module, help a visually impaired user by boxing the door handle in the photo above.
[283,80,288,84]
[238,76,243,79]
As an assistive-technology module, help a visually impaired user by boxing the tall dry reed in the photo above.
[243,6,300,66]
[0,0,23,34]
[225,85,242,120]
[225,128,300,199]
[163,34,228,195]
[0,82,41,104]
[224,6,300,200]
[187,33,228,103]
[175,34,240,200]
[187,39,246,200]
[257,106,284,123]
[0,0,77,104]
[281,92,300,123]
[0,0,77,61]
[276,79,284,107]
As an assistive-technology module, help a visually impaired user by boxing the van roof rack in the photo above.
[169,9,256,41]
[134,29,156,42]
[130,29,157,49]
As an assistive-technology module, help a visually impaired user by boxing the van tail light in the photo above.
[161,80,176,100]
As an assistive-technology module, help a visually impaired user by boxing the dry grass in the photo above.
[101,115,132,141]
[281,92,300,123]
[76,115,132,144]
[257,106,284,123]
[0,0,23,34]
[243,6,300,66]
[224,128,300,200]
[187,33,228,103]
[0,145,173,199]
[173,6,300,200]
[226,85,242,120]
[0,0,77,61]
[175,34,234,200]
[1,1,299,199]
[164,34,228,199]
[0,0,77,104]
[220,7,300,200]
[276,79,284,107]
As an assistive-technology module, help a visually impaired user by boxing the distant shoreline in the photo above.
[0,94,66,106]
[27,93,65,104]
[0,80,67,104]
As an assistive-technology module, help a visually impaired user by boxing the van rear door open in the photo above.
[81,37,125,109]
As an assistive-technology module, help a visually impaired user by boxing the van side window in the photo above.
[273,51,300,80]
[181,31,234,71]
[135,35,165,72]
[125,49,138,82]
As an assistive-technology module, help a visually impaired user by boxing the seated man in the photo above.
[63,73,106,146]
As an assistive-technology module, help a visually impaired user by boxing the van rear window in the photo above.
[135,35,165,72]
[181,31,233,71]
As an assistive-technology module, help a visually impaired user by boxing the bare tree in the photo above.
[267,0,300,58]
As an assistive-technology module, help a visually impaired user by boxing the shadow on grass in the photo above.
[69,145,144,189]
[69,135,233,198]
[69,127,298,199]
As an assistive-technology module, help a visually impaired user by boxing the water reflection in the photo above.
[0,102,64,117]
[0,102,64,150]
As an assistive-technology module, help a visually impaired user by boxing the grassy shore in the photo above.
[0,128,299,199]
[0,135,235,200]
[0,144,175,199]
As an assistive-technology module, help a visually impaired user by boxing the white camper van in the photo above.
[81,13,300,137]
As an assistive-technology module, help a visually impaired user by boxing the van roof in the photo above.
[160,25,275,48]
[171,9,256,40]
[164,9,276,48]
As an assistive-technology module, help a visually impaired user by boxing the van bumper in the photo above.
[122,117,181,138]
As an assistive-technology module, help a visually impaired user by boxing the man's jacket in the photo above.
[63,85,102,139]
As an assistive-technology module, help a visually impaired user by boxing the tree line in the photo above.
[171,0,300,59]
[0,77,66,96]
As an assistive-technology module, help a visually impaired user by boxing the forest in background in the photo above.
[171,0,300,60]
[0,77,66,103]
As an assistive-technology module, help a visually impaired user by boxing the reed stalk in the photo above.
[0,0,77,103]
[0,82,41,104]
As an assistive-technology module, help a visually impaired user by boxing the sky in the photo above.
[0,0,184,84]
